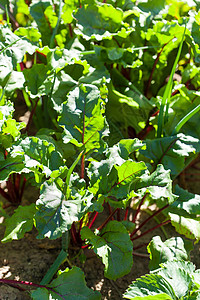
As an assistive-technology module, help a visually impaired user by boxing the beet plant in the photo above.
[0,0,200,298]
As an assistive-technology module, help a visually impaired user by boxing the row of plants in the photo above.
[0,0,200,298]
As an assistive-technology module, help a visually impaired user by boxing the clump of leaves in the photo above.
[0,0,200,298]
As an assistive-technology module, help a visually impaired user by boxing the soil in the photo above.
[0,104,200,299]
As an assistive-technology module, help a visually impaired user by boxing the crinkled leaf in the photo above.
[31,266,101,300]
[58,84,108,152]
[123,274,176,300]
[81,221,133,280]
[156,261,196,299]
[141,133,200,178]
[74,4,123,41]
[147,236,192,271]
[11,137,64,180]
[133,164,176,204]
[35,181,94,239]
[2,204,36,243]
[169,213,200,242]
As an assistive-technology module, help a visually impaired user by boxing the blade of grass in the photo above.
[157,24,186,138]
[172,103,200,134]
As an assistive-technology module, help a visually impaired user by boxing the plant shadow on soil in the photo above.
[0,164,200,300]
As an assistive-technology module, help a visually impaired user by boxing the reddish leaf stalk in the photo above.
[133,242,148,251]
[88,211,99,229]
[68,23,73,38]
[131,219,171,241]
[107,202,114,220]
[0,279,64,298]
[130,203,169,237]
[80,155,85,179]
[124,207,129,220]
[71,222,78,245]
[98,209,118,231]
[132,194,147,224]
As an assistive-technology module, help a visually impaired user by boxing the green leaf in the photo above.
[23,64,54,98]
[31,266,101,300]
[141,133,200,178]
[11,137,64,180]
[133,164,176,204]
[74,4,123,41]
[169,213,200,242]
[30,0,57,46]
[81,221,133,280]
[35,181,94,239]
[170,185,200,216]
[156,261,196,299]
[0,156,25,182]
[58,84,108,152]
[2,204,36,243]
[15,27,42,44]
[118,138,145,160]
[147,236,192,271]
[123,274,176,300]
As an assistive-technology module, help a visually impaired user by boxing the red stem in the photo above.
[132,194,147,224]
[117,208,120,221]
[124,207,129,220]
[107,203,114,220]
[68,23,73,38]
[130,204,169,237]
[71,222,78,245]
[131,220,171,241]
[133,243,148,251]
[88,212,99,229]
[80,155,85,179]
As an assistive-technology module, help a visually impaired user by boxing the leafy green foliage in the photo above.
[81,221,133,280]
[0,0,200,298]
[31,266,101,299]
[2,204,36,243]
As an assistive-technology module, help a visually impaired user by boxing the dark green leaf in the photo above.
[35,181,94,239]
[31,266,101,299]
[81,221,133,280]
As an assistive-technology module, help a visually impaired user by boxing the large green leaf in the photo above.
[31,266,101,300]
[81,221,133,280]
[35,181,94,239]
[156,261,196,299]
[123,274,176,300]
[58,84,108,152]
[74,4,123,41]
[11,136,64,180]
[2,204,36,243]
[133,164,175,204]
[147,236,192,271]
[141,133,200,178]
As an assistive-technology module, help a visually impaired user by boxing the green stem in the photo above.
[40,249,69,285]
[173,104,200,134]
